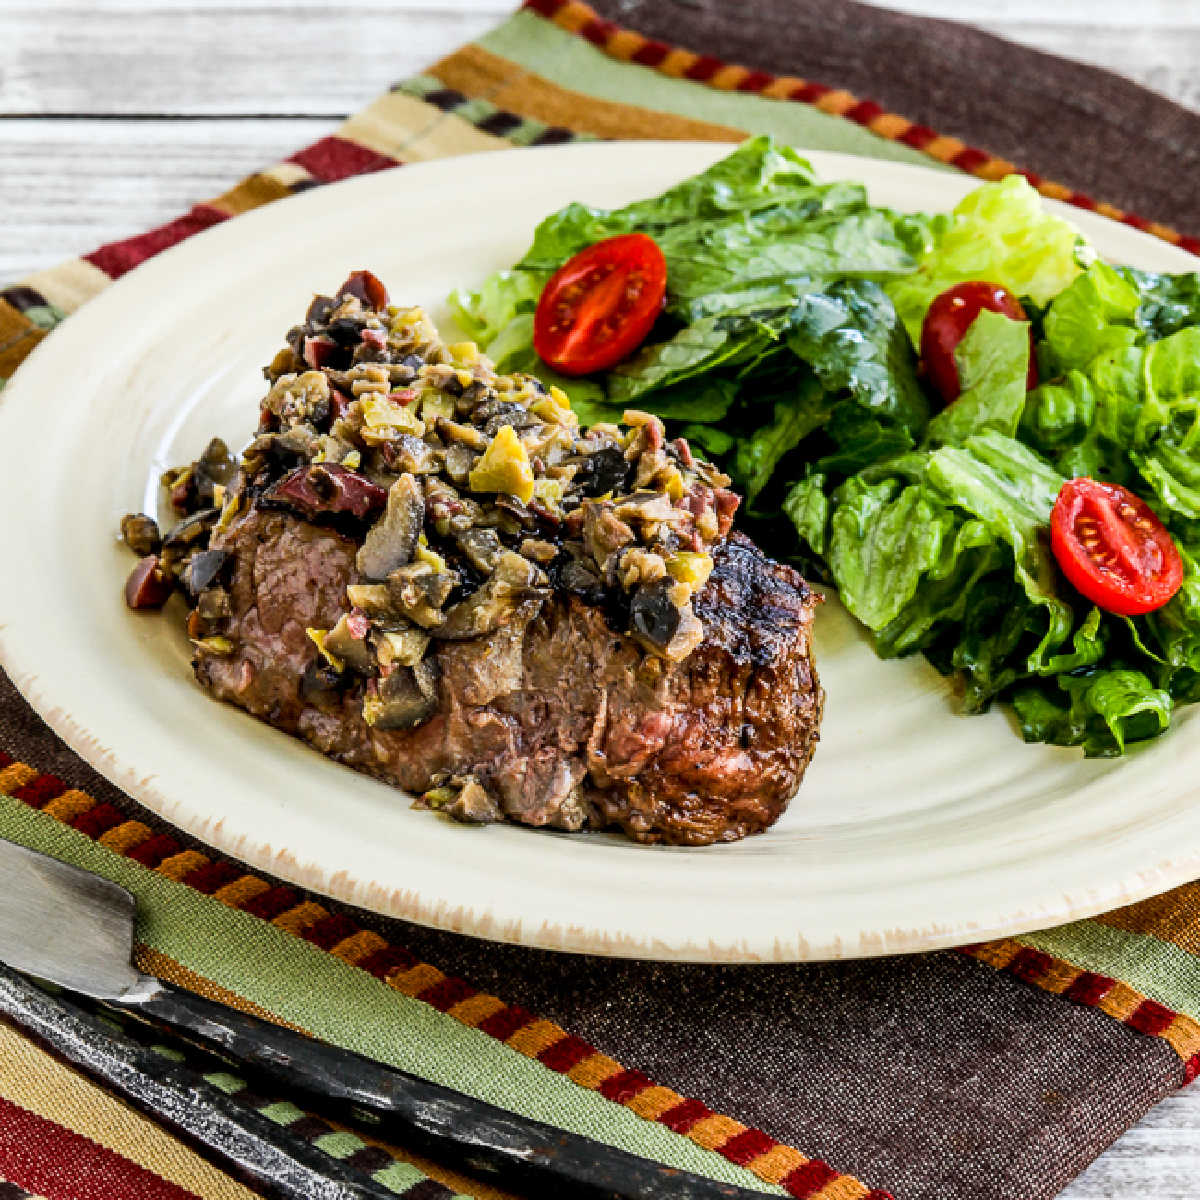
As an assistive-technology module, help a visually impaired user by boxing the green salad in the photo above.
[451,136,1200,757]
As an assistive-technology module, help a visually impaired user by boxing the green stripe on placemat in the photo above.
[476,13,949,168]
[1019,924,1200,1021]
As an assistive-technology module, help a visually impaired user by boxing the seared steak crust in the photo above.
[197,508,821,845]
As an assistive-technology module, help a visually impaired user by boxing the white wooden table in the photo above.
[3,1,1199,1194]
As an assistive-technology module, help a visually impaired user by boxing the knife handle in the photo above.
[0,965,405,1200]
[122,978,765,1200]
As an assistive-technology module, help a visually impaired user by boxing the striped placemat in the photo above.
[3,3,1200,1198]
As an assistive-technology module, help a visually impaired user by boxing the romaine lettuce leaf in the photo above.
[1042,261,1141,373]
[733,375,831,503]
[785,280,927,435]
[925,309,1031,445]
[887,174,1087,344]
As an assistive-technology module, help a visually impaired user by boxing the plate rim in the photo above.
[3,138,1200,963]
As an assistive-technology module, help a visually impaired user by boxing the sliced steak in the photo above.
[196,507,821,845]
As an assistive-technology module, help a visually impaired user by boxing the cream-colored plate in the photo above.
[2,142,1198,962]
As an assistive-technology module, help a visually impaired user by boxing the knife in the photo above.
[0,837,768,1200]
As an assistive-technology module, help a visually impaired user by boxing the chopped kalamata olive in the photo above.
[455,527,503,574]
[555,557,604,604]
[125,556,172,609]
[436,551,543,640]
[161,507,219,559]
[381,434,436,475]
[476,400,537,437]
[180,548,230,598]
[363,659,438,730]
[299,659,346,709]
[629,579,680,653]
[263,464,387,522]
[385,562,456,629]
[120,513,161,557]
[305,294,335,328]
[324,612,374,673]
[326,317,363,348]
[425,775,500,824]
[492,493,536,529]
[337,269,389,311]
[357,474,424,581]
[519,538,558,565]
[574,446,629,498]
[196,586,232,622]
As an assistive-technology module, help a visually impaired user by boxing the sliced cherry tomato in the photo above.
[534,233,667,376]
[919,281,1039,405]
[1050,478,1182,616]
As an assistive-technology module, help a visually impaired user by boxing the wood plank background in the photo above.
[3,1,1200,1195]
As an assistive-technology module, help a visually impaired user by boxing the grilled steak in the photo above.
[123,272,823,844]
[196,510,820,844]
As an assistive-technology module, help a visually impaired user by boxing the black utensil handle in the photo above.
[0,966,401,1200]
[125,978,768,1200]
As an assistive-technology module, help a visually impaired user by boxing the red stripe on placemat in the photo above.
[302,912,361,951]
[85,205,229,280]
[287,137,399,184]
[417,975,477,1013]
[476,1004,536,1042]
[657,1097,711,1134]
[597,1068,653,1104]
[0,1096,206,1200]
[1129,998,1177,1038]
[1065,971,1116,1006]
[782,1158,839,1198]
[719,1127,777,1166]
[240,885,300,921]
[71,802,125,839]
[1008,946,1055,985]
[356,944,419,981]
[537,1033,595,1074]
[127,833,182,869]
[11,773,66,808]
[180,859,243,896]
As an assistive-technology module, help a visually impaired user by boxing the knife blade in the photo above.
[0,837,143,998]
[0,838,770,1200]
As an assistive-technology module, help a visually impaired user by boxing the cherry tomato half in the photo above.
[533,233,667,376]
[1050,478,1183,616]
[919,281,1039,405]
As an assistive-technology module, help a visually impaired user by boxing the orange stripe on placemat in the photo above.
[428,43,743,143]
[519,0,1200,256]
[1094,881,1200,956]
[0,758,887,1200]
[960,941,1200,1081]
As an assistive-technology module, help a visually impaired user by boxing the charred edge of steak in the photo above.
[195,508,821,846]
